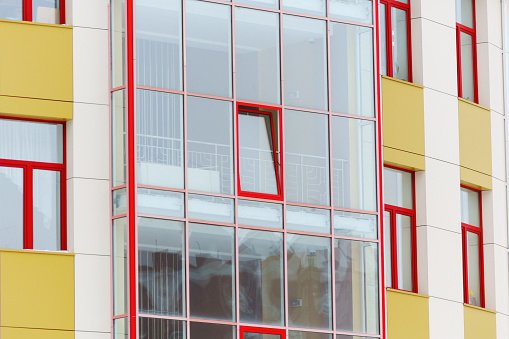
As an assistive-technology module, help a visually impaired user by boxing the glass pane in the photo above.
[138,218,185,316]
[187,96,233,195]
[188,194,234,224]
[331,23,374,117]
[460,187,480,227]
[236,8,280,104]
[0,166,23,249]
[396,214,413,291]
[460,32,475,102]
[283,0,325,17]
[0,119,63,163]
[456,0,474,28]
[335,239,379,335]
[334,211,377,240]
[136,0,182,91]
[283,15,328,111]
[330,0,372,24]
[112,90,126,187]
[114,318,128,339]
[239,109,280,196]
[332,117,376,211]
[113,188,127,216]
[137,90,184,188]
[189,223,235,320]
[33,170,60,251]
[238,199,283,229]
[384,211,392,288]
[113,218,128,315]
[190,323,235,339]
[33,0,59,24]
[379,4,387,76]
[287,234,332,329]
[239,229,284,325]
[0,0,22,20]
[289,331,332,339]
[244,334,280,339]
[336,336,371,339]
[111,0,125,87]
[285,110,329,206]
[287,205,331,234]
[137,188,185,218]
[186,0,232,97]
[391,7,409,81]
[384,167,412,209]
[139,318,186,339]
[236,0,278,10]
[466,232,481,306]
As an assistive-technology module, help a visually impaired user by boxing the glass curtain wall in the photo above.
[110,0,382,338]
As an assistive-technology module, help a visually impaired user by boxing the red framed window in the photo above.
[0,0,65,24]
[0,117,66,251]
[383,166,417,293]
[379,0,412,82]
[456,0,478,103]
[240,326,286,339]
[461,186,485,307]
[237,102,283,201]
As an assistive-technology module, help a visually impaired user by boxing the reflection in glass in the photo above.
[396,214,413,291]
[286,205,331,234]
[137,188,185,218]
[111,0,125,87]
[330,0,372,24]
[283,15,328,111]
[244,334,280,339]
[190,323,235,339]
[456,0,474,28]
[384,167,413,209]
[460,187,480,227]
[287,234,331,329]
[336,336,371,339]
[236,0,278,10]
[113,188,127,216]
[379,4,387,76]
[136,0,182,90]
[384,211,392,288]
[139,318,186,339]
[187,96,233,195]
[467,231,481,306]
[112,90,126,187]
[189,223,235,320]
[283,0,325,17]
[114,317,128,339]
[188,194,234,224]
[289,331,332,339]
[33,169,61,251]
[0,0,22,20]
[0,166,23,249]
[332,117,376,211]
[186,0,232,97]
[239,229,284,325]
[138,218,185,316]
[238,199,283,229]
[460,32,475,102]
[331,23,374,117]
[113,218,128,315]
[391,7,408,81]
[236,8,280,104]
[137,90,183,188]
[334,211,377,240]
[335,239,379,335]
[285,110,329,206]
[33,0,59,24]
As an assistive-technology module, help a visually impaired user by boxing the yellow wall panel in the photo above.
[381,76,425,170]
[464,304,496,339]
[387,289,430,339]
[458,98,492,189]
[0,95,72,121]
[0,250,75,331]
[1,327,74,339]
[383,146,425,171]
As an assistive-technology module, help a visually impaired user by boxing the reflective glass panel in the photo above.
[384,211,392,288]
[334,211,377,240]
[467,231,481,306]
[287,205,331,234]
[460,32,475,102]
[332,117,376,211]
[0,166,23,249]
[186,0,232,97]
[244,334,280,339]
[187,96,233,195]
[0,0,22,20]
[391,7,408,81]
[33,0,59,24]
[33,169,61,251]
[190,323,235,339]
[289,331,332,339]
[285,110,329,206]
[331,23,374,117]
[137,90,184,189]
[283,15,328,111]
[113,188,127,216]
[236,0,278,9]
[236,8,280,104]
[287,234,332,329]
[336,336,371,339]
[396,214,413,291]
[330,0,372,24]
[188,194,234,224]
[379,4,387,76]
[111,0,125,87]
[0,119,63,163]
[456,0,474,28]
[114,317,128,339]
[139,318,186,339]
[112,90,126,187]
[238,199,283,229]
[113,218,128,315]
[283,0,325,17]
[335,239,379,335]
[189,223,235,321]
[384,167,413,209]
[239,229,284,325]
[460,187,480,227]
[138,218,185,316]
[137,188,185,218]
[136,0,182,90]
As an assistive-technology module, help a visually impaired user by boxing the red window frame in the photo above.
[0,117,67,250]
[461,185,485,307]
[380,0,413,82]
[384,165,418,293]
[239,326,286,339]
[18,0,66,24]
[236,102,284,201]
[456,0,478,103]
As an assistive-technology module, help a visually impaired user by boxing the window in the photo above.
[456,0,478,103]
[461,186,484,307]
[379,0,411,82]
[0,117,66,251]
[0,0,65,24]
[383,167,417,292]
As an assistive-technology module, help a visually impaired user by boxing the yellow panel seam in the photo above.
[0,325,74,332]
[0,94,72,104]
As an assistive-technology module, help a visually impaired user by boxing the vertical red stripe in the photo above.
[60,0,66,24]
[25,166,34,249]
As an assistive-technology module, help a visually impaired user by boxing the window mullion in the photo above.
[390,209,398,289]
[24,164,34,249]
[24,0,32,21]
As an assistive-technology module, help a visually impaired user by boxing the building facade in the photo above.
[0,0,508,339]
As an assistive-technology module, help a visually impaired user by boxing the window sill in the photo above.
[386,287,429,299]
[0,18,70,28]
[0,248,74,256]
[464,303,495,314]
[381,75,423,89]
